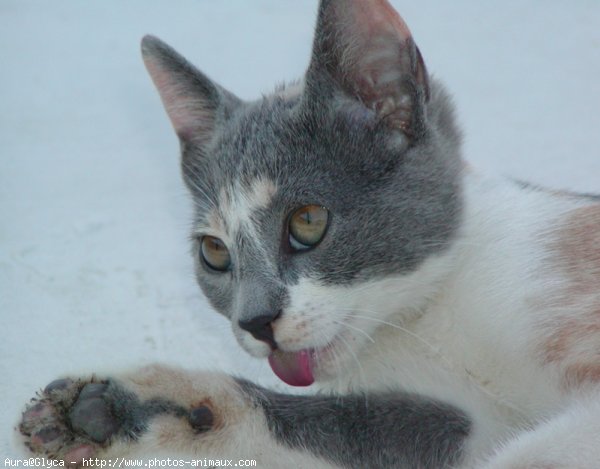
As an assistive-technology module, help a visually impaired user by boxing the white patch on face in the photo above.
[272,251,457,380]
[218,178,277,237]
[195,178,277,244]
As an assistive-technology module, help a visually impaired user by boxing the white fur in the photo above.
[218,178,277,236]
[195,178,277,247]
[279,252,456,380]
[481,393,600,469]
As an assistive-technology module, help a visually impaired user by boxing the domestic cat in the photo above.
[18,0,600,467]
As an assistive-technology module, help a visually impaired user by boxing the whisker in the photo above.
[342,310,448,360]
[339,309,528,416]
[336,332,367,388]
[332,318,376,344]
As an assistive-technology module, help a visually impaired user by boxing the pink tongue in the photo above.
[268,349,314,386]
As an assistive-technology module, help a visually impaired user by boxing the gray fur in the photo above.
[88,380,189,440]
[236,378,471,469]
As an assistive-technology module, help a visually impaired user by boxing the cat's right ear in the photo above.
[141,35,241,148]
[306,0,429,140]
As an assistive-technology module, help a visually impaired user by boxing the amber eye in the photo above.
[288,205,329,251]
[200,236,231,272]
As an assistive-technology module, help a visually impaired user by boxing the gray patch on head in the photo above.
[236,378,471,469]
[144,6,464,324]
[186,77,463,306]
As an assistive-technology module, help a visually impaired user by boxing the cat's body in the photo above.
[18,0,600,467]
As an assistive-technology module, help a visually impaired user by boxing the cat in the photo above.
[18,0,600,467]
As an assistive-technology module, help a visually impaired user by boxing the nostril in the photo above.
[238,312,281,349]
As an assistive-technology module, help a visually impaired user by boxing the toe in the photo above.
[44,379,73,394]
[22,402,53,427]
[31,425,62,445]
[29,424,66,454]
[63,444,96,466]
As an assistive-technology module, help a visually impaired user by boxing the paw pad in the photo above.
[69,389,120,443]
[20,378,121,464]
[189,405,214,433]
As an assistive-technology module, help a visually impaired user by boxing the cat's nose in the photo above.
[238,312,281,349]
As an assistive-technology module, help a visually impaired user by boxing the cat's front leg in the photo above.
[19,364,472,468]
[19,365,286,467]
[480,392,600,469]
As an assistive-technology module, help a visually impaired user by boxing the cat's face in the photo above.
[143,0,463,386]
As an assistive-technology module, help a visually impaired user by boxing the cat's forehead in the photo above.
[216,95,305,173]
[209,93,376,190]
[205,177,278,240]
[196,99,327,214]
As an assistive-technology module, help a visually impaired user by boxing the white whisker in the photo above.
[335,332,367,388]
[337,309,528,415]
[332,318,376,344]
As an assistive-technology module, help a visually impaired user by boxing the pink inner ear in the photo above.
[143,56,214,142]
[328,0,426,132]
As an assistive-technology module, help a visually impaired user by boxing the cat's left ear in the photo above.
[141,35,241,149]
[306,0,429,139]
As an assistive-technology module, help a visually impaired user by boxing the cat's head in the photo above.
[142,0,463,386]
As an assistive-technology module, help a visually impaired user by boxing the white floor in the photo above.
[2,0,600,460]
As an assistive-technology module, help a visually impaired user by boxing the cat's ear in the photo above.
[141,35,241,147]
[306,0,429,138]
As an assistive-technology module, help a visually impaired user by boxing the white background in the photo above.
[2,0,600,459]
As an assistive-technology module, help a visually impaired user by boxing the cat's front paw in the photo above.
[20,377,117,464]
[19,370,216,466]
